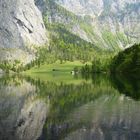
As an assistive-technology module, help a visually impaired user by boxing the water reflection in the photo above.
[0,75,49,140]
[64,94,140,140]
[111,74,140,100]
[0,74,140,140]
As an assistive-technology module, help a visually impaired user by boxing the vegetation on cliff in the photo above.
[110,44,140,74]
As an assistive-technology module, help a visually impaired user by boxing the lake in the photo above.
[0,73,140,140]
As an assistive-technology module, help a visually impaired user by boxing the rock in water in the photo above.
[0,0,47,63]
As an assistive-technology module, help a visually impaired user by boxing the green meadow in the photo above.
[24,61,91,84]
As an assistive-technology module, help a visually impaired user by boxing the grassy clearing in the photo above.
[25,60,91,74]
[24,61,91,84]
[24,73,92,84]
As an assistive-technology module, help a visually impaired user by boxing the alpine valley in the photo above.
[37,0,140,50]
[0,1,140,140]
[0,0,140,68]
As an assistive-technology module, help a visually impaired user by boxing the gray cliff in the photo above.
[37,0,140,49]
[0,0,47,63]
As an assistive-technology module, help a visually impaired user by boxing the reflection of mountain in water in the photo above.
[0,74,140,140]
[0,75,49,140]
[36,74,140,140]
[64,94,140,140]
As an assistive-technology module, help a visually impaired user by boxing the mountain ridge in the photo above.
[37,0,140,50]
[0,0,140,67]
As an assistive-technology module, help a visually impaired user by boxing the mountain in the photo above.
[110,44,140,73]
[0,0,47,64]
[36,0,140,50]
[0,0,140,67]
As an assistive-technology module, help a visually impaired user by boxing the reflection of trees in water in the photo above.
[82,73,140,101]
[0,75,48,140]
[25,75,120,140]
[25,74,118,119]
[111,74,140,100]
[0,74,24,86]
[25,73,140,125]
[27,74,140,140]
[1,74,140,140]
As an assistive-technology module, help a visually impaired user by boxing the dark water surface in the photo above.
[0,74,140,140]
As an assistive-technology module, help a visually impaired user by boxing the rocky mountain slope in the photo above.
[0,0,47,63]
[56,0,140,49]
[36,0,140,50]
[0,0,140,64]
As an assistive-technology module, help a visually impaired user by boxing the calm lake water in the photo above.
[0,73,140,140]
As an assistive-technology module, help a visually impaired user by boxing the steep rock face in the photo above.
[50,0,140,49]
[56,0,104,17]
[0,0,47,63]
[35,0,93,43]
[97,0,140,47]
